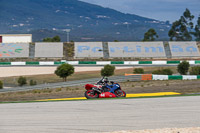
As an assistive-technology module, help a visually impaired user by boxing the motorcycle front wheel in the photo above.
[85,90,99,99]
[114,89,126,97]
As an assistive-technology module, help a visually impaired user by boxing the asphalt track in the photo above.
[1,96,200,133]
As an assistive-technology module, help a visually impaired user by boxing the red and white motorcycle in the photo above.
[84,77,126,99]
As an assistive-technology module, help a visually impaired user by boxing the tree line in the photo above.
[143,8,200,41]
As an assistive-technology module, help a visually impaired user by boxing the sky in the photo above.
[80,0,200,23]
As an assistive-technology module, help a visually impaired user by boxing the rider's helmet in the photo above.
[102,77,109,84]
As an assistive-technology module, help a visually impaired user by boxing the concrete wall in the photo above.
[0,41,199,59]
[75,42,104,58]
[35,42,63,58]
[0,34,32,43]
[169,42,200,57]
[0,43,29,58]
[108,42,166,58]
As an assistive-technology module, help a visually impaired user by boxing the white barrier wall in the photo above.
[108,42,166,58]
[1,34,32,43]
[39,62,54,65]
[152,61,167,64]
[66,61,79,65]
[0,43,29,58]
[124,61,139,65]
[96,61,111,65]
[182,75,197,80]
[169,42,200,57]
[11,62,26,65]
[75,42,103,58]
[35,42,63,58]
[152,75,169,80]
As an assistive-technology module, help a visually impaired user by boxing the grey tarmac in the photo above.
[0,96,200,133]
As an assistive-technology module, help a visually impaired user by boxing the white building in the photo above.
[0,34,32,43]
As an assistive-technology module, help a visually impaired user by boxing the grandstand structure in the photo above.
[74,42,103,58]
[168,41,200,57]
[35,42,63,58]
[0,43,29,58]
[0,34,32,43]
[108,42,166,58]
[0,41,200,59]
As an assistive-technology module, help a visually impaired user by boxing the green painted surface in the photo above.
[111,61,124,64]
[167,61,180,64]
[1,60,200,66]
[168,75,182,80]
[139,61,152,64]
[54,62,64,65]
[79,61,96,64]
[197,75,200,79]
[0,62,11,65]
[26,62,39,65]
[195,61,200,64]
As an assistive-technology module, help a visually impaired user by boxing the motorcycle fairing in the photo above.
[99,92,116,98]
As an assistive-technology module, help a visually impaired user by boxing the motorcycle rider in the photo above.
[102,77,118,94]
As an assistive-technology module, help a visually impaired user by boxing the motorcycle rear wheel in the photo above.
[85,90,99,99]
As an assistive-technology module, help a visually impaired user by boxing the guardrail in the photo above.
[0,60,200,66]
[126,74,200,80]
[152,75,200,80]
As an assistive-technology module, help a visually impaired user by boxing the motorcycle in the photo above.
[84,77,126,99]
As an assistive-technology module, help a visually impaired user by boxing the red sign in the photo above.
[0,36,2,43]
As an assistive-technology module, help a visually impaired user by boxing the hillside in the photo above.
[0,0,171,41]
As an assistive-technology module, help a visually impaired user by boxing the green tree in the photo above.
[43,37,52,42]
[189,66,200,75]
[133,68,144,74]
[194,15,200,41]
[52,35,61,42]
[30,80,37,86]
[101,65,115,77]
[142,28,158,41]
[152,69,173,75]
[0,81,3,89]
[18,76,27,86]
[55,64,74,81]
[168,8,194,41]
[43,36,61,42]
[177,61,190,75]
